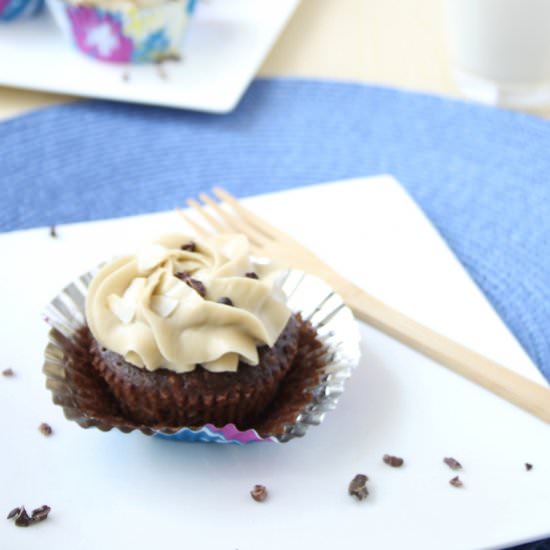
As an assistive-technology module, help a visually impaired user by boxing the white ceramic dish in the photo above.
[0,0,300,113]
[0,176,548,550]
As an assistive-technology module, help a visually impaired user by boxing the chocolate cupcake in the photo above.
[44,231,360,443]
[85,233,299,428]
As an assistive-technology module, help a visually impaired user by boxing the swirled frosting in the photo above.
[85,233,291,373]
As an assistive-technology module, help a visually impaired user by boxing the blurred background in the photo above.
[4,0,550,119]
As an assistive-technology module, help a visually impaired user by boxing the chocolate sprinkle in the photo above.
[38,423,53,436]
[7,506,32,527]
[217,297,234,306]
[180,241,196,252]
[449,476,463,488]
[2,368,14,377]
[174,270,191,281]
[49,225,57,238]
[7,507,21,520]
[174,272,206,297]
[525,463,533,471]
[250,484,268,502]
[31,505,51,523]
[348,474,369,500]
[383,454,404,467]
[443,457,462,471]
[7,505,51,527]
[187,278,206,297]
[245,272,259,279]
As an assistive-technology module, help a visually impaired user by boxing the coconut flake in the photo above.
[137,244,168,272]
[123,277,146,301]
[108,294,136,324]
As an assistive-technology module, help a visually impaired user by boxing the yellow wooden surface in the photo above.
[2,0,548,120]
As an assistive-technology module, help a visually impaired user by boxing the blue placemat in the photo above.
[1,78,550,549]
[3,78,550,387]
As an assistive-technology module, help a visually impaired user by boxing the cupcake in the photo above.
[44,232,360,443]
[84,233,301,428]
[46,0,197,63]
[0,0,44,21]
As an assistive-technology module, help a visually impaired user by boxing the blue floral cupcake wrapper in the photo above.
[47,0,196,63]
[0,0,44,21]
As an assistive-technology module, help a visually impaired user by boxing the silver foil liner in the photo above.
[43,268,361,444]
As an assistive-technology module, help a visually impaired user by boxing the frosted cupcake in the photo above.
[43,231,360,443]
[0,0,44,21]
[84,233,304,428]
[46,0,197,62]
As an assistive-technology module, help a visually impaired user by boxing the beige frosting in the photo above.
[85,233,291,373]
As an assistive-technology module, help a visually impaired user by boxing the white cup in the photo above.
[444,0,550,108]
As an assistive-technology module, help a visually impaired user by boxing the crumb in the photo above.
[38,423,53,436]
[525,463,533,471]
[245,272,259,279]
[217,297,233,306]
[449,476,463,488]
[156,62,168,80]
[2,368,14,377]
[250,484,268,502]
[443,457,462,470]
[383,454,404,467]
[122,71,130,82]
[49,225,57,238]
[348,474,368,501]
[7,505,51,527]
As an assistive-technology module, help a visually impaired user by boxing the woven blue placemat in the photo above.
[3,78,550,387]
[1,78,550,549]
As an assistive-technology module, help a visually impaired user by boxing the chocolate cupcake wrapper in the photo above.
[43,267,361,444]
[0,0,44,20]
[46,0,196,63]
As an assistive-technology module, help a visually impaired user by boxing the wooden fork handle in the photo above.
[324,272,550,424]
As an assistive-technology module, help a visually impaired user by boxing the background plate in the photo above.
[0,176,548,550]
[0,0,300,113]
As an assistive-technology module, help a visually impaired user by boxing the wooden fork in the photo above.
[180,187,550,424]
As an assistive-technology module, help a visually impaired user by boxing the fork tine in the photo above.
[176,207,213,238]
[187,198,227,233]
[198,192,269,247]
[212,187,277,239]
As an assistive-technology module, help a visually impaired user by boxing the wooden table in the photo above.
[1,0,547,121]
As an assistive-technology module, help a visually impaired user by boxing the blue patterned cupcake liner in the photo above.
[47,0,197,63]
[0,0,44,21]
[43,268,360,444]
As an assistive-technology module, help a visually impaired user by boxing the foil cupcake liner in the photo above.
[0,0,44,20]
[43,268,361,444]
[46,0,196,63]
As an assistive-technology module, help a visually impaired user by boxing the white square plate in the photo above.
[1,176,548,550]
[0,0,300,113]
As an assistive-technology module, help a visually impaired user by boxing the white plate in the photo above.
[0,0,300,113]
[1,176,549,550]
